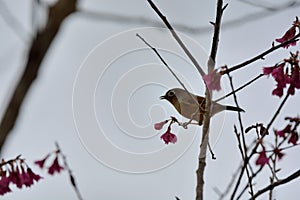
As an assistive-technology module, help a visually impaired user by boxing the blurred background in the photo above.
[0,0,300,199]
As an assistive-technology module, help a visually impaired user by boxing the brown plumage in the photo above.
[160,88,244,125]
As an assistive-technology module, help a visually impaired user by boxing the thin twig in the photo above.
[226,70,254,197]
[0,154,22,168]
[236,165,263,200]
[207,141,216,160]
[231,93,290,199]
[55,142,83,200]
[227,73,253,199]
[225,70,246,135]
[250,169,300,199]
[236,133,294,199]
[215,73,264,103]
[266,94,290,130]
[269,133,279,199]
[236,144,300,199]
[136,33,201,109]
[146,0,205,77]
[234,126,245,162]
[208,2,228,70]
[225,33,300,74]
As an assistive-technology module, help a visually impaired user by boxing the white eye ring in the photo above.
[168,90,175,97]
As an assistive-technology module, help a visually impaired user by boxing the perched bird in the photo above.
[160,88,244,125]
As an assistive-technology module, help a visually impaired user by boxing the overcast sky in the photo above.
[1,0,300,199]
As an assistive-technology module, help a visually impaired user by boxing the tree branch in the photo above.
[250,169,300,199]
[146,0,205,77]
[196,1,225,200]
[226,71,254,197]
[230,93,290,199]
[214,73,264,103]
[225,33,300,74]
[0,0,77,154]
[55,142,83,200]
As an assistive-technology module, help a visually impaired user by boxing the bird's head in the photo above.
[160,88,187,104]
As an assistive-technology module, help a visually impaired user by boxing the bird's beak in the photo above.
[160,95,166,100]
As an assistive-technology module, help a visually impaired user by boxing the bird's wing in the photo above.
[176,100,203,122]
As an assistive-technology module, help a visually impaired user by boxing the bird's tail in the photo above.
[225,105,245,112]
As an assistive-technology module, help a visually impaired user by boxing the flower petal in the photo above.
[202,70,221,91]
[160,127,177,144]
[255,150,269,167]
[154,120,168,130]
[275,26,297,48]
[48,156,64,175]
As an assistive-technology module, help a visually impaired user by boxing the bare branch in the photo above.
[250,169,300,199]
[197,0,225,199]
[55,142,83,200]
[231,93,290,199]
[136,33,201,109]
[225,33,300,74]
[226,69,254,197]
[215,73,264,103]
[0,0,77,154]
[146,0,205,77]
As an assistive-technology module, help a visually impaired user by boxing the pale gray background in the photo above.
[1,0,300,199]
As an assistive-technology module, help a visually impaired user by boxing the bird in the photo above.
[160,88,244,125]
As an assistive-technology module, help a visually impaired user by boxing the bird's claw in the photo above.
[180,122,190,129]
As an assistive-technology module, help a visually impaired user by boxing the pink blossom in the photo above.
[271,63,287,87]
[17,168,42,188]
[8,170,22,188]
[19,168,34,188]
[255,150,269,167]
[263,65,278,75]
[202,69,221,91]
[0,176,11,195]
[288,131,299,145]
[275,124,291,137]
[27,168,42,183]
[48,157,64,175]
[34,154,50,169]
[273,148,285,160]
[160,127,177,144]
[287,65,300,95]
[272,86,284,97]
[0,158,42,196]
[154,120,168,130]
[275,26,297,48]
[263,63,292,97]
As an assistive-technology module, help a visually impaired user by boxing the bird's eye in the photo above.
[168,90,175,97]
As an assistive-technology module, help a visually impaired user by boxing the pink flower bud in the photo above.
[154,120,168,130]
